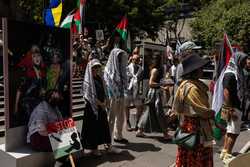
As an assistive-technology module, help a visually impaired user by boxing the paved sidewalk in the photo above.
[77,127,250,167]
[0,121,249,167]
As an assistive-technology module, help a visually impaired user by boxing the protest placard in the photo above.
[96,29,104,41]
[47,118,82,159]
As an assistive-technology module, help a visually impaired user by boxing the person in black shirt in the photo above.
[220,60,242,163]
[241,55,250,121]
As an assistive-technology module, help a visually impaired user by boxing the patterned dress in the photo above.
[175,117,213,167]
[174,80,214,167]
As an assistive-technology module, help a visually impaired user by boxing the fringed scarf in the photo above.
[104,48,128,98]
[82,59,101,118]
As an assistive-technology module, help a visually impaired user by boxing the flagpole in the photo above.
[224,33,234,54]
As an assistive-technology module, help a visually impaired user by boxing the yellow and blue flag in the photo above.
[44,0,63,26]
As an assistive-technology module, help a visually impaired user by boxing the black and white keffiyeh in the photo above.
[82,59,101,117]
[104,48,128,98]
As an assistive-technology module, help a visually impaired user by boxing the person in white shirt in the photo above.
[104,48,129,144]
[125,50,143,131]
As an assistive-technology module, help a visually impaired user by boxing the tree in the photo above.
[162,0,210,45]
[86,0,212,44]
[15,0,167,41]
[191,0,250,53]
[17,0,44,22]
[85,0,167,41]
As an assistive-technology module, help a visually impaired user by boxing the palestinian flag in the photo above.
[60,13,74,29]
[116,16,128,41]
[60,9,80,33]
[73,9,81,33]
[77,0,86,20]
[77,0,86,32]
[212,33,233,140]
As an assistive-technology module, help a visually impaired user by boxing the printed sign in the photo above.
[47,118,82,159]
[96,29,104,41]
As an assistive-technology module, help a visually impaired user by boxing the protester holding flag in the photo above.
[219,52,243,164]
[212,34,234,141]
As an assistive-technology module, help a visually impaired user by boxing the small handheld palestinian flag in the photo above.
[116,16,128,41]
[212,33,233,140]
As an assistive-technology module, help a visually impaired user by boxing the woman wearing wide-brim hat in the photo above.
[173,53,215,167]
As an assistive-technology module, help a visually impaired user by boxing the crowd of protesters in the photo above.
[24,27,250,166]
[75,30,250,166]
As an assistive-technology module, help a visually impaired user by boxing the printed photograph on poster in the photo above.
[7,19,71,128]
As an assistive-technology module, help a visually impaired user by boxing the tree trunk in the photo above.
[177,18,186,42]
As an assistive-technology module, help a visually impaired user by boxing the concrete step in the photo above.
[72,104,85,113]
[0,108,4,117]
[73,111,83,121]
[72,93,82,99]
[72,99,85,106]
[0,90,3,96]
[0,116,4,126]
[72,80,82,85]
[72,84,81,89]
[0,101,3,108]
[72,89,81,94]
[0,95,3,101]
[0,125,5,137]
[72,78,83,82]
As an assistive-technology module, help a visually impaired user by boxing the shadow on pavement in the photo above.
[115,142,162,152]
[144,135,173,144]
[77,150,135,167]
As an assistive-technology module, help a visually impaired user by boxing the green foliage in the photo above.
[17,0,44,23]
[191,0,250,52]
[86,0,167,40]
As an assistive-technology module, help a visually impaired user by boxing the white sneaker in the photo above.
[54,161,63,167]
[106,146,122,154]
[222,153,235,164]
[219,149,227,160]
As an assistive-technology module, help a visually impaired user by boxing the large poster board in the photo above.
[3,19,72,150]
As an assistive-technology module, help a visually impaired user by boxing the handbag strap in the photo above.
[177,81,194,128]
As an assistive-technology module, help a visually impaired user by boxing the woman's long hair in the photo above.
[150,53,163,79]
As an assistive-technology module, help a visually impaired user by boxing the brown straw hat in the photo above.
[181,53,209,76]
